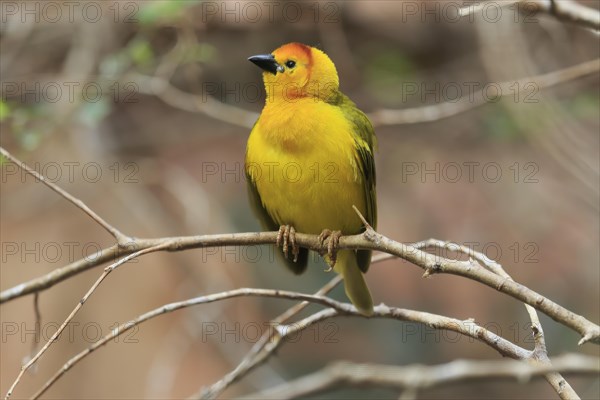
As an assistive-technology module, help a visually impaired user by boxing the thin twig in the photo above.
[459,0,600,31]
[128,56,599,128]
[1,244,121,303]
[127,28,259,129]
[195,275,343,399]
[417,239,580,399]
[241,354,600,400]
[196,254,393,399]
[29,293,42,361]
[368,59,599,126]
[130,72,259,129]
[30,287,337,400]
[4,243,168,400]
[0,147,130,244]
[459,0,519,17]
[31,290,534,399]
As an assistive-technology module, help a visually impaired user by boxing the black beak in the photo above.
[248,54,282,75]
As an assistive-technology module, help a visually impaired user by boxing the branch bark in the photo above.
[2,144,598,400]
[31,288,536,399]
[2,229,598,345]
[241,354,600,400]
[0,148,130,244]
[368,58,599,126]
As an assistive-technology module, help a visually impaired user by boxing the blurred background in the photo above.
[1,0,599,398]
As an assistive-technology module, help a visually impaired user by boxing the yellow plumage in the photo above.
[245,43,377,315]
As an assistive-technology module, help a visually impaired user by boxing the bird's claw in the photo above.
[318,229,342,272]
[277,225,299,262]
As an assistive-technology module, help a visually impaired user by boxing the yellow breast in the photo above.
[246,98,366,234]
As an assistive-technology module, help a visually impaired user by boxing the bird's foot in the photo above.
[318,229,342,272]
[277,225,299,262]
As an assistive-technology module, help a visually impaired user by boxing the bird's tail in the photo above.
[333,250,374,316]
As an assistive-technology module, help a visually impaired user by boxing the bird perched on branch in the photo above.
[245,43,377,315]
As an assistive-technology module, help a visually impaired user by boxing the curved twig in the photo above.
[242,354,600,400]
[31,289,532,399]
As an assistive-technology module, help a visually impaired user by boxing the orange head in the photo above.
[248,43,339,102]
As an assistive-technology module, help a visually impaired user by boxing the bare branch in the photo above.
[192,278,342,400]
[0,244,122,303]
[460,0,600,31]
[124,27,259,129]
[29,293,42,359]
[31,289,534,399]
[242,354,600,400]
[132,72,258,129]
[136,59,600,128]
[371,229,600,345]
[4,243,168,400]
[459,0,519,17]
[417,239,580,398]
[198,254,395,399]
[2,229,598,345]
[30,288,336,400]
[128,49,598,129]
[0,147,130,244]
[368,59,599,126]
[3,147,598,399]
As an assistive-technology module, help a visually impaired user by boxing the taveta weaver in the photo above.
[245,43,377,315]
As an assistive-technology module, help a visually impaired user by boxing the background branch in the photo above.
[415,239,578,399]
[368,58,599,126]
[0,147,130,244]
[2,227,598,346]
[4,243,169,400]
[242,354,600,400]
[460,0,600,31]
[124,37,598,128]
[31,287,541,399]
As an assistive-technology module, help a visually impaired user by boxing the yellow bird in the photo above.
[245,43,377,315]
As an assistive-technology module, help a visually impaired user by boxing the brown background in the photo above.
[1,1,599,399]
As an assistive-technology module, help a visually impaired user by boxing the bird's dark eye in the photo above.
[285,60,296,69]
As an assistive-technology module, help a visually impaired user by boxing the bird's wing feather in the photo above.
[334,93,377,273]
